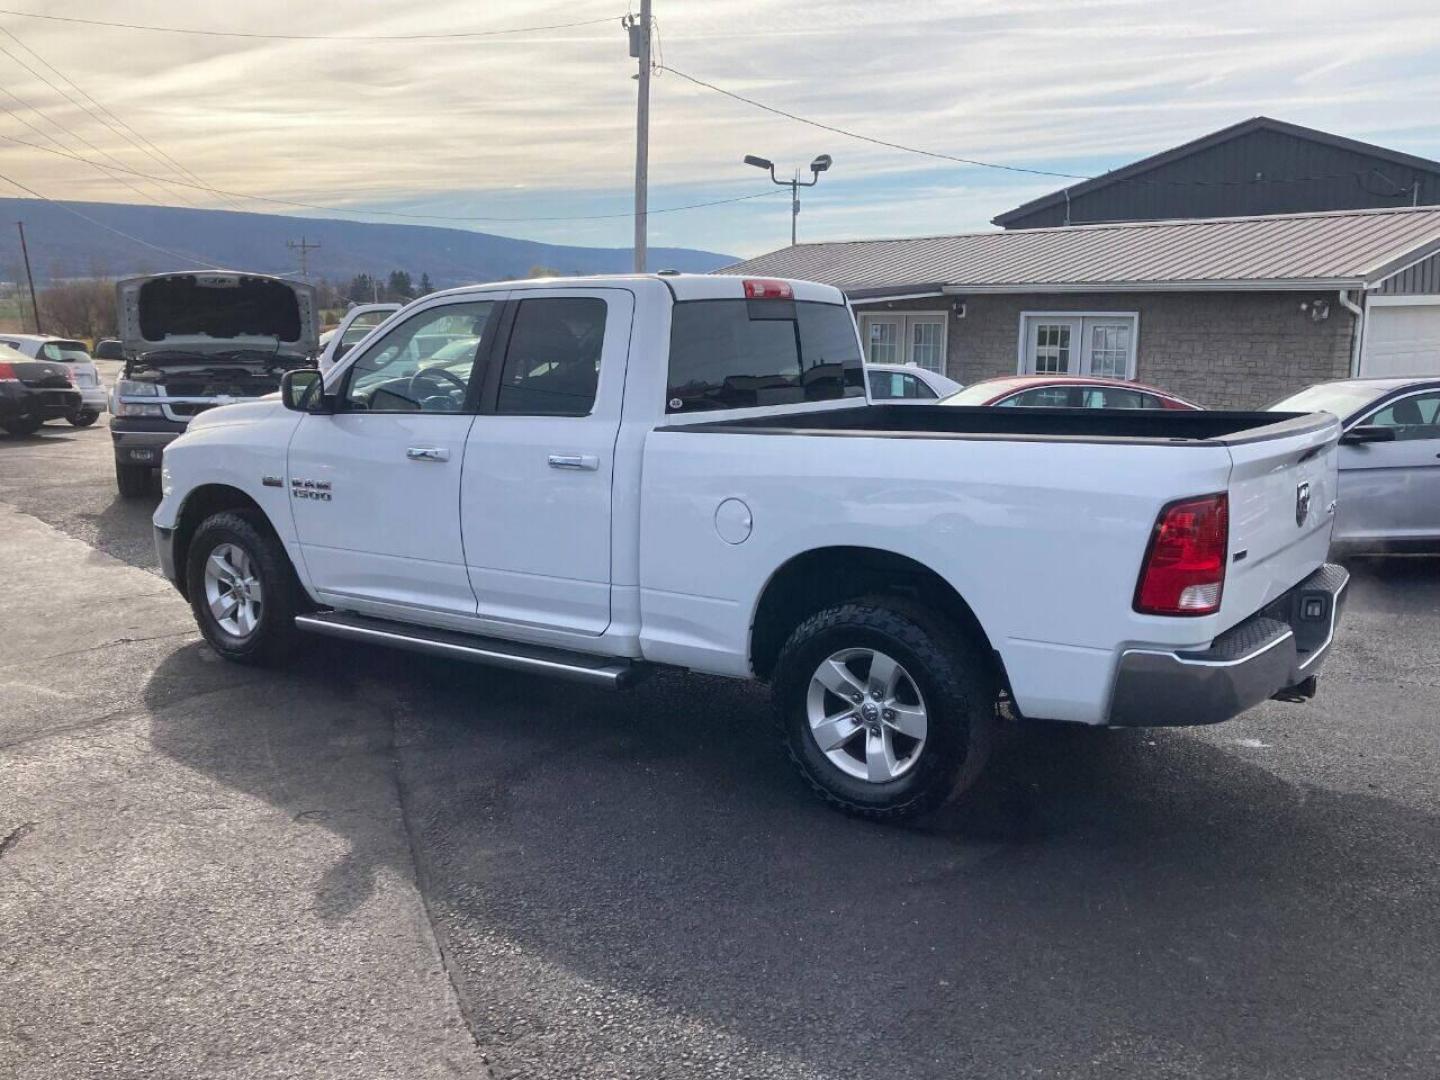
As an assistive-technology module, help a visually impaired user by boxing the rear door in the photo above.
[289,294,503,620]
[1335,388,1440,543]
[460,288,632,635]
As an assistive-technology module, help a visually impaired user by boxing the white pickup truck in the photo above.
[154,274,1349,818]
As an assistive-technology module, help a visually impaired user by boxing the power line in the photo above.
[0,42,180,204]
[0,168,222,268]
[0,129,787,222]
[0,77,166,206]
[0,8,621,42]
[661,64,1423,197]
[661,65,1090,181]
[0,24,245,212]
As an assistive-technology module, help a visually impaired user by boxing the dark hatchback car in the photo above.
[0,343,82,435]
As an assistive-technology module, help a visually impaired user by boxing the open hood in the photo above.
[117,272,320,358]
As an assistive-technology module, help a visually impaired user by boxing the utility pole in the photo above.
[15,221,40,334]
[287,235,321,279]
[626,0,652,273]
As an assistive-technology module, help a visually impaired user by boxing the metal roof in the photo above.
[992,117,1440,228]
[724,205,1440,295]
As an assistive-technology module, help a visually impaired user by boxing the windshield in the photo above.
[939,379,1029,405]
[1267,382,1390,419]
[41,340,93,363]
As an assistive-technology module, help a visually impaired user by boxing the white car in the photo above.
[317,303,401,374]
[865,363,961,402]
[154,274,1347,819]
[1,334,107,425]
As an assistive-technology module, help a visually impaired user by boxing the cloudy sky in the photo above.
[2,0,1439,260]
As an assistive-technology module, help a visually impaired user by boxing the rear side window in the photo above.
[667,300,864,412]
[869,371,936,400]
[496,297,607,416]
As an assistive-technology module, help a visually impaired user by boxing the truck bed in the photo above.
[661,404,1328,445]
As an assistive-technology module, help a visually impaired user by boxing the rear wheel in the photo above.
[115,461,154,498]
[186,511,302,666]
[772,598,996,821]
[3,414,43,436]
[68,410,99,427]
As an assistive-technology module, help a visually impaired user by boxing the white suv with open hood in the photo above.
[110,271,319,496]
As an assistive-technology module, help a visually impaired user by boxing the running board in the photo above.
[294,611,645,689]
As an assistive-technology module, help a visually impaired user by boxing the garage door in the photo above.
[1362,300,1440,377]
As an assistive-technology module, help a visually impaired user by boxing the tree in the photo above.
[36,279,117,342]
[418,272,434,296]
[527,265,564,279]
[347,273,378,303]
[386,270,414,301]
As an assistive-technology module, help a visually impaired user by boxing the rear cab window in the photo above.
[666,298,864,413]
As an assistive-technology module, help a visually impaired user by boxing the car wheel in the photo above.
[186,511,303,666]
[115,461,154,498]
[772,597,996,821]
[2,414,43,436]
[68,410,99,427]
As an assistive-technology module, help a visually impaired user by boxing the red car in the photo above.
[941,375,1201,410]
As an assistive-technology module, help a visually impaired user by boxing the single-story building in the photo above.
[725,205,1440,409]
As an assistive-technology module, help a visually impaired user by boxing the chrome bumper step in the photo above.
[294,611,645,689]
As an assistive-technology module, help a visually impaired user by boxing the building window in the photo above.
[1020,312,1137,379]
[857,312,948,374]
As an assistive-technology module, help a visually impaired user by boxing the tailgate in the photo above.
[1221,414,1340,630]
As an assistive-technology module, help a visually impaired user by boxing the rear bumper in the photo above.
[76,386,107,411]
[1,384,82,420]
[1108,563,1349,727]
[111,416,184,465]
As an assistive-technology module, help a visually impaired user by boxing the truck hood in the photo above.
[118,271,320,358]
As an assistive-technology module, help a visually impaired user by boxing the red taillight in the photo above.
[743,278,793,300]
[1134,493,1229,616]
[0,361,16,382]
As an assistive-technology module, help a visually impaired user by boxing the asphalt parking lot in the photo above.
[2,408,1438,1079]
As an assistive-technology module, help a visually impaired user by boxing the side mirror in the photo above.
[94,339,125,361]
[280,368,330,413]
[1339,424,1397,446]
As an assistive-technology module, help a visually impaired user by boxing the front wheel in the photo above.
[772,599,996,821]
[186,511,303,666]
[68,410,100,427]
[115,461,154,498]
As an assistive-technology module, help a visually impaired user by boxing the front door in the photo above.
[1336,388,1440,543]
[461,288,631,636]
[289,295,503,622]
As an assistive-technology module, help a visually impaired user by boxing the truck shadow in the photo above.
[142,637,1439,1079]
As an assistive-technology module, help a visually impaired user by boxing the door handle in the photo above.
[548,453,599,471]
[406,447,450,462]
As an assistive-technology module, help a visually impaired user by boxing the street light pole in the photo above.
[743,154,833,247]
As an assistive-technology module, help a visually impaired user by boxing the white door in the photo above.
[289,295,503,621]
[1023,318,1079,374]
[461,288,631,636]
[858,312,948,373]
[1361,301,1440,377]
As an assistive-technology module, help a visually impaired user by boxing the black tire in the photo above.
[2,414,43,436]
[185,511,303,667]
[115,461,154,498]
[68,410,99,427]
[772,597,996,821]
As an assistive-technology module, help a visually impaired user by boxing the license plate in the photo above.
[127,448,157,463]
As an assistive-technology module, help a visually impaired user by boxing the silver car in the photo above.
[1270,378,1440,553]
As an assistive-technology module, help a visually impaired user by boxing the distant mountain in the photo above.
[0,198,735,287]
